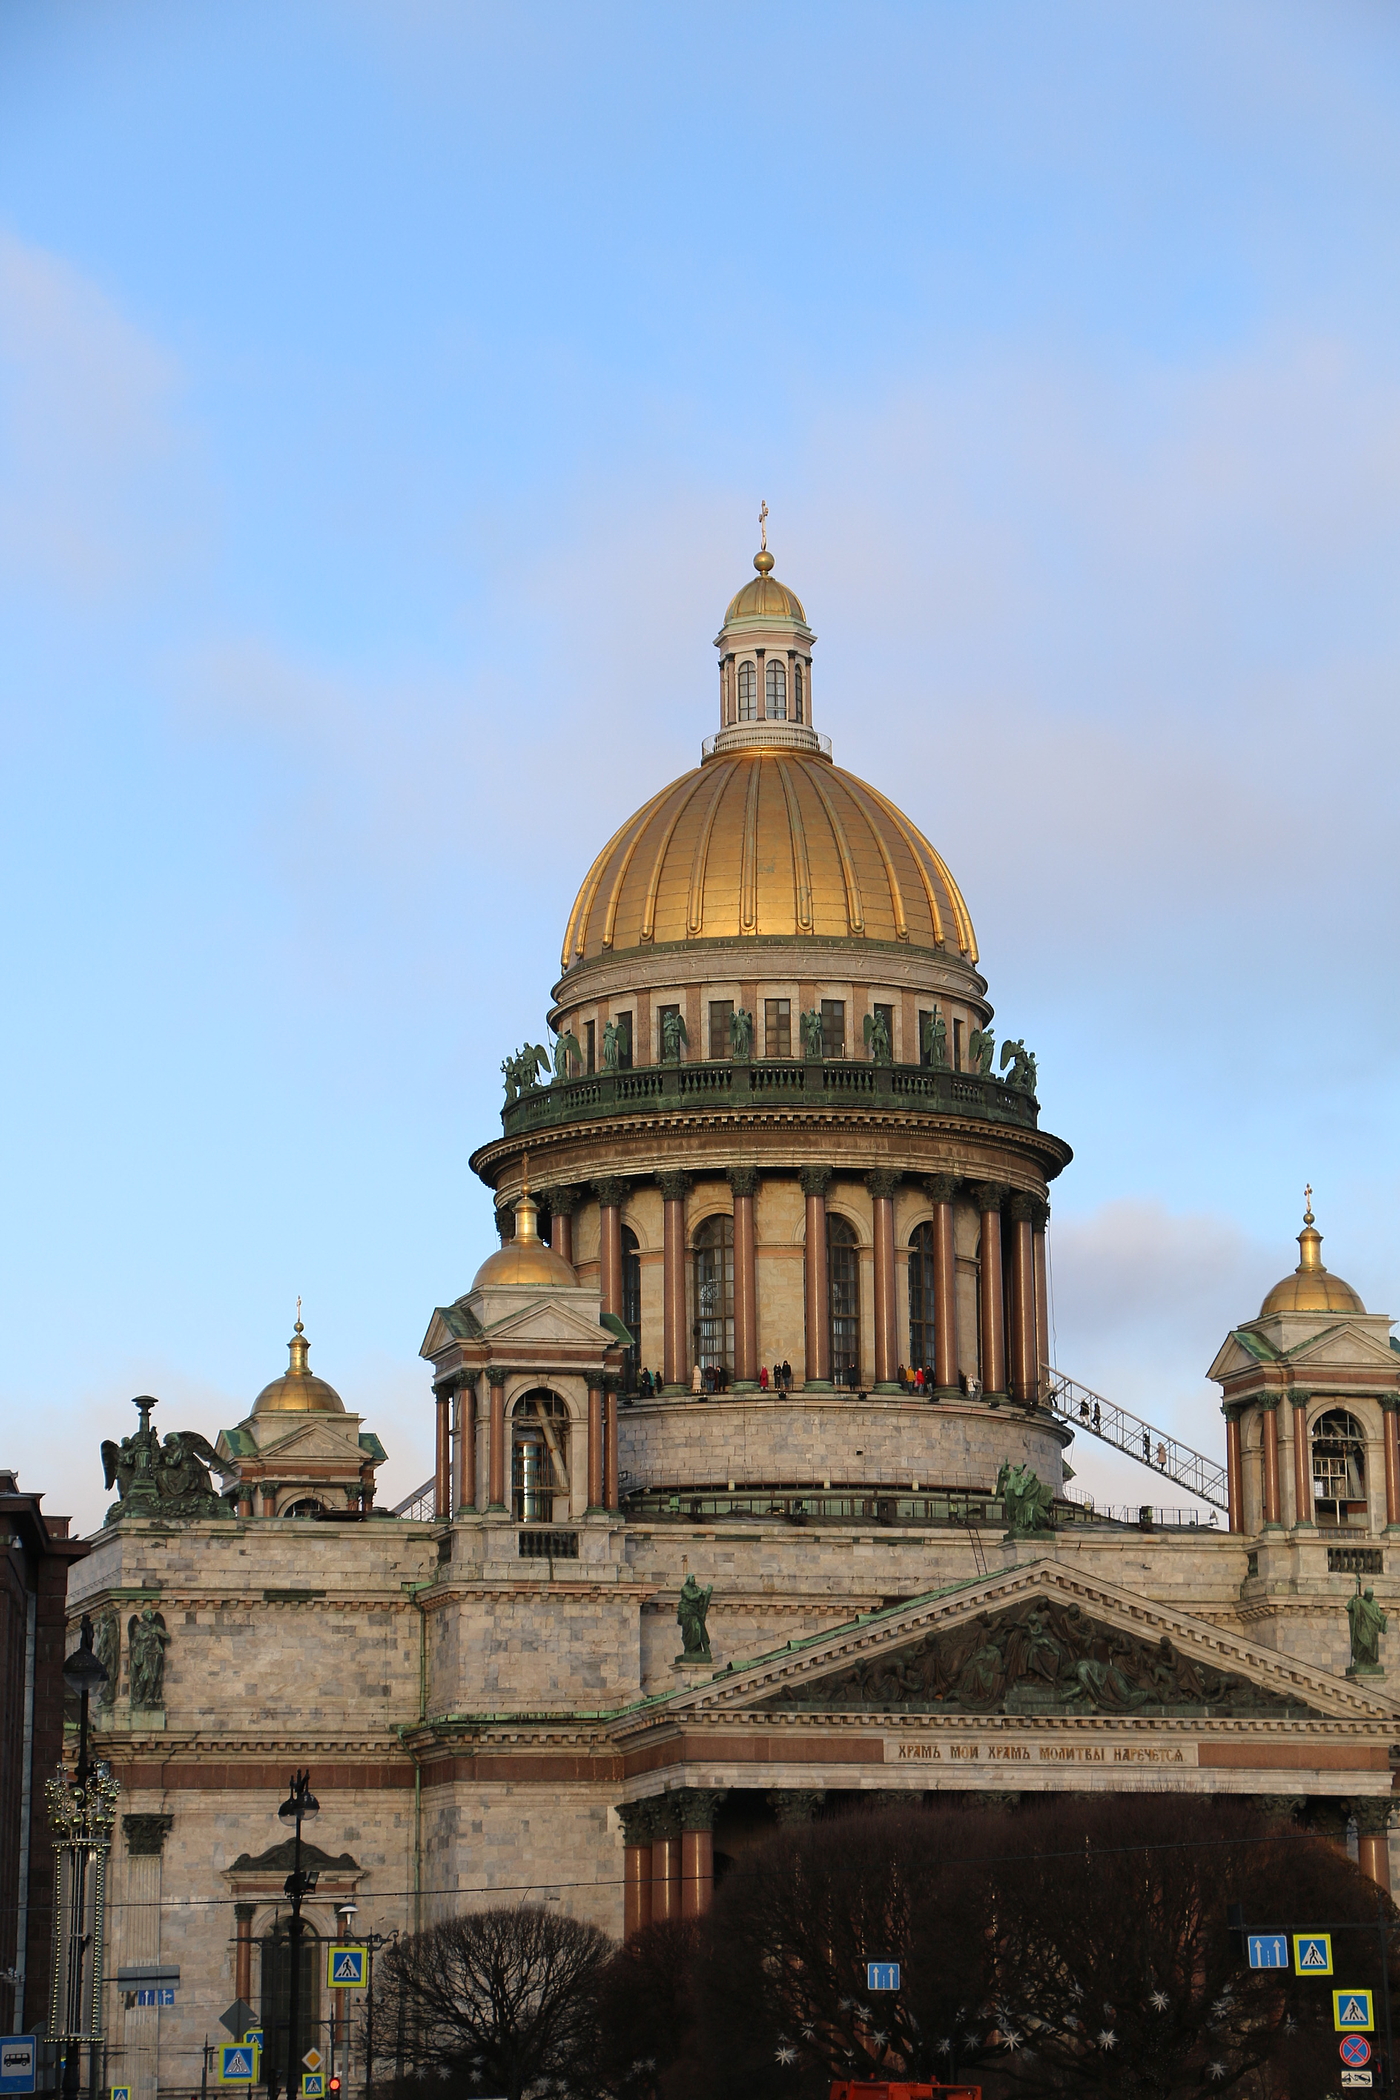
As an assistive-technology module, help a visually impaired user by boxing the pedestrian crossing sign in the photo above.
[328,1947,366,1988]
[1294,1934,1333,1976]
[1335,1991,1375,2033]
[111,2088,132,2100]
[219,2047,257,2083]
[302,2076,325,2096]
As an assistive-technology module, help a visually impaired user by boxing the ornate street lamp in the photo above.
[275,1772,319,2100]
[48,1616,116,2100]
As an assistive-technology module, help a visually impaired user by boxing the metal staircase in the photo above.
[1044,1368,1228,1513]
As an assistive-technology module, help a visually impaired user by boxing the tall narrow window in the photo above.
[918,1009,933,1066]
[821,999,846,1058]
[908,1221,935,1374]
[615,1012,633,1070]
[621,1226,642,1392]
[952,1018,963,1073]
[1312,1409,1367,1526]
[793,659,805,722]
[512,1390,569,1522]
[765,660,787,720]
[764,997,791,1058]
[828,1217,861,1389]
[693,1215,734,1377]
[709,999,734,1058]
[737,661,757,721]
[584,1019,596,1074]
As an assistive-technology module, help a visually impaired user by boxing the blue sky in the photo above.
[3,1,1399,1527]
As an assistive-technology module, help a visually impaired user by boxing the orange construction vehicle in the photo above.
[829,2085,981,2100]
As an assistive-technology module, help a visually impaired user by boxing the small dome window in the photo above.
[765,660,787,720]
[793,659,805,722]
[1312,1408,1367,1525]
[737,661,757,721]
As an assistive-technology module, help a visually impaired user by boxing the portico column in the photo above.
[800,1166,834,1389]
[594,1178,626,1319]
[1355,1801,1393,1893]
[657,1172,691,1393]
[650,1798,682,1922]
[729,1167,760,1389]
[1291,1392,1313,1530]
[487,1372,508,1512]
[1223,1403,1245,1533]
[866,1170,901,1392]
[1384,1398,1400,1532]
[548,1185,580,1266]
[586,1378,604,1512]
[926,1174,960,1400]
[434,1383,451,1521]
[678,1789,727,1918]
[604,1381,619,1511]
[455,1378,476,1515]
[1032,1202,1051,1395]
[1260,1397,1283,1528]
[616,1804,654,1938]
[970,1183,1008,1402]
[234,1903,255,2007]
[1007,1193,1038,1407]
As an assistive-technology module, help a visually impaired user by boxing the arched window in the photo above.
[1312,1408,1367,1526]
[283,1498,326,1519]
[261,1923,320,2086]
[693,1215,734,1379]
[828,1217,861,1389]
[512,1389,569,1522]
[622,1226,642,1392]
[793,659,805,722]
[908,1222,935,1376]
[765,660,787,720]
[737,661,757,721]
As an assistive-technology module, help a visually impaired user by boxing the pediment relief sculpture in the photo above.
[760,1598,1320,1719]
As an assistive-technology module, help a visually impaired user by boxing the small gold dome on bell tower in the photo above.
[1258,1188,1366,1317]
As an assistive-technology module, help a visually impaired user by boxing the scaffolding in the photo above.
[1045,1367,1228,1512]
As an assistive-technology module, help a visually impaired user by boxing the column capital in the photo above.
[593,1177,629,1209]
[123,1812,174,1856]
[234,1901,257,1923]
[925,1173,959,1204]
[615,1801,656,1847]
[674,1786,728,1832]
[1221,1400,1246,1422]
[1290,1389,1312,1410]
[1007,1191,1038,1223]
[487,1366,508,1391]
[799,1165,834,1198]
[1352,1798,1393,1838]
[727,1166,761,1199]
[546,1184,583,1217]
[648,1796,682,1839]
[969,1181,1009,1213]
[766,1788,826,1825]
[865,1170,901,1200]
[1257,1393,1282,1413]
[1382,1394,1400,1416]
[656,1170,692,1202]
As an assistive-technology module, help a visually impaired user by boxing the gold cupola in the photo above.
[251,1312,347,1414]
[471,1185,578,1291]
[1258,1191,1366,1317]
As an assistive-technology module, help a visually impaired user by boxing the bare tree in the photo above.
[595,1918,703,2100]
[370,1904,611,2100]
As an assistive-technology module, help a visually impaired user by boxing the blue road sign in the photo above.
[111,2088,132,2100]
[1335,1991,1375,2033]
[134,1990,174,2007]
[1248,1935,1289,1969]
[1342,2036,1373,2068]
[0,2039,37,2096]
[219,2047,257,2084]
[302,2077,324,2097]
[327,1948,366,1989]
[866,1963,901,1992]
[1295,1935,1333,1976]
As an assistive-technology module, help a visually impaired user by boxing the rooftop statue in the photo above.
[676,1573,714,1663]
[728,1007,754,1059]
[968,1025,996,1076]
[601,1018,621,1071]
[502,1043,549,1102]
[128,1604,171,1710]
[996,1459,1055,1538]
[1347,1577,1387,1675]
[921,1009,947,1069]
[551,1029,582,1081]
[1000,1038,1037,1095]
[661,1008,688,1062]
[800,1008,825,1060]
[101,1397,229,1524]
[862,1009,892,1064]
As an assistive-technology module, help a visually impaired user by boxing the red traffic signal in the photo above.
[327,2081,341,2094]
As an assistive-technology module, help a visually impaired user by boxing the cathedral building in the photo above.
[64,538,1399,2100]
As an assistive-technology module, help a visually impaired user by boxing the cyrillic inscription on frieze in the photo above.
[884,1737,1199,1766]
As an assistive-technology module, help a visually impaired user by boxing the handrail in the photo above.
[392,1478,436,1521]
[1046,1368,1228,1511]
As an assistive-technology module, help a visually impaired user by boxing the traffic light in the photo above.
[327,2079,341,2095]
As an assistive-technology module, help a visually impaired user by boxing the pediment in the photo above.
[252,1418,365,1461]
[475,1297,615,1348]
[1207,1328,1277,1381]
[649,1563,1398,1727]
[1282,1323,1400,1374]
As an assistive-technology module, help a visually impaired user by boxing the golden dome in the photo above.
[472,1190,578,1291]
[723,554,808,627]
[252,1318,347,1415]
[562,749,977,967]
[1259,1196,1365,1317]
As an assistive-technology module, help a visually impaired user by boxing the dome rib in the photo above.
[640,774,700,943]
[840,773,910,941]
[774,758,815,931]
[740,758,762,933]
[686,762,733,936]
[806,764,865,934]
[602,779,683,952]
[563,784,672,970]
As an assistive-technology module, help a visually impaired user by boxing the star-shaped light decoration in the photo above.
[1150,1991,1170,2012]
[935,2040,953,2056]
[1096,2030,1118,2051]
[839,1998,857,2013]
[1207,2062,1228,2081]
[1002,2030,1024,2051]
[871,2033,889,2049]
[1211,1997,1233,2017]
[774,2046,797,2066]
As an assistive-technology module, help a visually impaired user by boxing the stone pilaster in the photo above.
[866,1171,901,1391]
[728,1168,761,1389]
[800,1167,834,1389]
[969,1182,1009,1402]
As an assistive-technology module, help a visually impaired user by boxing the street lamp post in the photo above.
[276,1772,319,2100]
[50,1616,114,2100]
[328,1905,395,2100]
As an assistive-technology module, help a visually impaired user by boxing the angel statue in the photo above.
[128,1605,171,1710]
[729,1008,754,1059]
[996,1459,1055,1539]
[999,1038,1038,1095]
[602,1019,621,1071]
[921,1009,947,1069]
[862,1009,892,1064]
[156,1431,225,1510]
[660,1008,688,1062]
[551,1029,583,1082]
[103,1395,229,1523]
[968,1025,996,1076]
[800,1008,825,1060]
